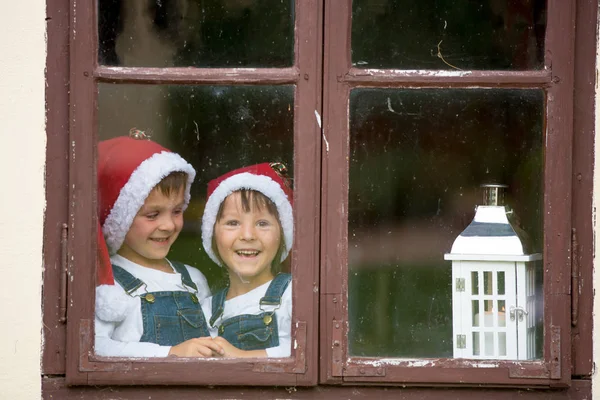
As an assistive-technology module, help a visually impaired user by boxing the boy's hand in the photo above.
[212,336,268,358]
[168,337,225,358]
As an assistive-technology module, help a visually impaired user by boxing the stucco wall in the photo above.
[0,2,46,399]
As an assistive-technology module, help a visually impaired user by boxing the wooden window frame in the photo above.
[61,0,322,386]
[42,0,597,396]
[320,0,577,387]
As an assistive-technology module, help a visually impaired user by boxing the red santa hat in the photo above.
[95,132,195,321]
[201,162,294,267]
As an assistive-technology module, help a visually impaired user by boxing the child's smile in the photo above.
[117,187,185,271]
[214,192,281,289]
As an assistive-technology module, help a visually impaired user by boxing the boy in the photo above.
[95,133,222,358]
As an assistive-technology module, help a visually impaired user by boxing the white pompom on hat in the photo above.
[201,162,294,267]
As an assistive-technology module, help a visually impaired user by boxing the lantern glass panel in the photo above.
[484,332,494,356]
[473,332,480,356]
[347,88,544,359]
[484,300,493,327]
[471,300,480,327]
[498,271,505,295]
[498,300,506,327]
[471,271,479,295]
[484,271,493,295]
[499,332,507,356]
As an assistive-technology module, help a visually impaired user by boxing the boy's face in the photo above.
[214,192,282,287]
[118,187,185,269]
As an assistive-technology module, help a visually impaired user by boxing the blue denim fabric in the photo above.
[209,273,291,351]
[112,261,210,346]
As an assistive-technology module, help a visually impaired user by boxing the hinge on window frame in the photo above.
[456,278,465,292]
[331,319,386,377]
[331,319,343,377]
[59,223,68,323]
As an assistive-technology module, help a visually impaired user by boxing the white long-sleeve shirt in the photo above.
[200,279,292,358]
[95,254,211,358]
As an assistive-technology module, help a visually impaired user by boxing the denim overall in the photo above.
[209,273,291,351]
[112,261,210,346]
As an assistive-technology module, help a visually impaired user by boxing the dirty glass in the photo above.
[98,0,294,67]
[98,83,294,291]
[352,0,546,70]
[348,88,544,359]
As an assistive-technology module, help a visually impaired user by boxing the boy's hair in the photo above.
[212,189,286,274]
[155,171,188,197]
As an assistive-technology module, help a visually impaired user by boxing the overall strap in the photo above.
[209,287,228,327]
[260,273,292,307]
[170,261,198,291]
[112,265,145,295]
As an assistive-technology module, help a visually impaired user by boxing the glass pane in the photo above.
[498,332,507,356]
[348,88,543,359]
[98,83,294,291]
[471,300,479,327]
[498,300,506,327]
[484,300,493,327]
[352,0,546,70]
[497,271,505,295]
[99,0,295,67]
[472,332,480,356]
[483,271,492,295]
[471,271,478,295]
[484,332,494,356]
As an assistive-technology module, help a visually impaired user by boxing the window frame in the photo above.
[320,0,575,387]
[63,0,323,386]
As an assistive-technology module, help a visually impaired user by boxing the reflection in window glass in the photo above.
[98,83,294,290]
[98,0,294,67]
[352,0,546,70]
[348,88,544,358]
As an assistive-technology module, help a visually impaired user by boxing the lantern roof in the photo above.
[444,205,542,262]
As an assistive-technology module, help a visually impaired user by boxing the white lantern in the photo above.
[444,184,542,360]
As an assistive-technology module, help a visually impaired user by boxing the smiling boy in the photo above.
[94,134,223,358]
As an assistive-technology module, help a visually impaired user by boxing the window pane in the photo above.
[98,83,294,290]
[471,300,479,327]
[98,0,295,67]
[347,88,543,359]
[471,271,478,295]
[352,0,546,70]
[497,271,505,295]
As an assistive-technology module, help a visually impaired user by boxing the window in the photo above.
[320,0,576,386]
[62,0,321,386]
[42,0,595,394]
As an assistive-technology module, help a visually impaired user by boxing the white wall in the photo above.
[0,2,46,399]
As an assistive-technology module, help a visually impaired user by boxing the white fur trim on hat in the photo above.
[201,172,293,267]
[95,284,139,322]
[102,151,196,254]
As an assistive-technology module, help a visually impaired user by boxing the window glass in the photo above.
[352,0,546,70]
[347,88,544,359]
[98,83,294,289]
[99,0,295,67]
